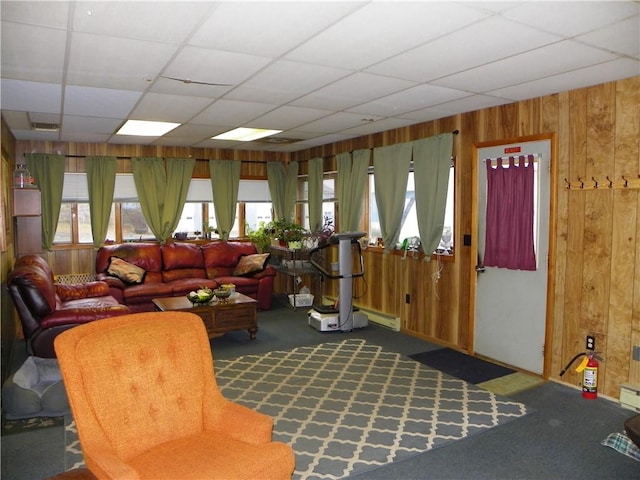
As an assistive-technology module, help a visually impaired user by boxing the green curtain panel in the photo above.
[267,161,298,221]
[132,157,195,242]
[413,133,454,260]
[336,149,370,232]
[373,143,412,252]
[308,157,324,231]
[209,159,241,241]
[86,156,116,248]
[25,153,65,250]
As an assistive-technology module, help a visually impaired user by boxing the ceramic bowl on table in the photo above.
[213,288,231,302]
[187,288,214,304]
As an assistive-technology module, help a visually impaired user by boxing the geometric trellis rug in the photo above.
[65,339,528,479]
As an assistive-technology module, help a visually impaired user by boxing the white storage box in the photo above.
[289,293,314,307]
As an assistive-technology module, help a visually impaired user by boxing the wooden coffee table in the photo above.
[152,293,258,339]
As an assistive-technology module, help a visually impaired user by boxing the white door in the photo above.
[474,139,551,375]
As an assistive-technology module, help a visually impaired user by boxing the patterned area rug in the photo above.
[64,339,528,479]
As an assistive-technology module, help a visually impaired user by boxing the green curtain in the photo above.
[86,156,116,248]
[308,157,324,231]
[132,157,195,243]
[373,143,412,252]
[336,149,370,232]
[267,161,298,221]
[209,159,240,241]
[413,133,454,260]
[25,153,65,250]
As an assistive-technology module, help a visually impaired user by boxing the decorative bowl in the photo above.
[187,288,214,304]
[213,288,232,302]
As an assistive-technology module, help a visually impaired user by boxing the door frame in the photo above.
[469,133,558,379]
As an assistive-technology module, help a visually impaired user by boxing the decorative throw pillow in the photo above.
[107,256,146,285]
[233,253,270,276]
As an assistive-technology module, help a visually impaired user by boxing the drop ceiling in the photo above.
[1,1,638,152]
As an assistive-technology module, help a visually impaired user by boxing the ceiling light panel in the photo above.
[212,128,282,142]
[116,120,180,136]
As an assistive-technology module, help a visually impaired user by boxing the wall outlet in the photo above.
[586,335,595,351]
[405,294,410,304]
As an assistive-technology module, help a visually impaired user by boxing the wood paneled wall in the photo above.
[4,75,639,398]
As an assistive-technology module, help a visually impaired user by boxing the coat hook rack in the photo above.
[565,174,640,191]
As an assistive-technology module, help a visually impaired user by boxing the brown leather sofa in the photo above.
[95,241,276,312]
[7,255,130,358]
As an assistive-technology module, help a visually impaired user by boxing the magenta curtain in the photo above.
[484,155,536,271]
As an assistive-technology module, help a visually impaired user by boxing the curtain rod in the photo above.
[22,130,459,163]
[310,129,460,162]
[22,153,267,164]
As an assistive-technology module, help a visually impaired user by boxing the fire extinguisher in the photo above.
[559,352,603,399]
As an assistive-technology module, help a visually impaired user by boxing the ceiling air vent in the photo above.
[255,137,298,144]
[31,122,60,132]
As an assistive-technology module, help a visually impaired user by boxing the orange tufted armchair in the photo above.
[54,312,295,480]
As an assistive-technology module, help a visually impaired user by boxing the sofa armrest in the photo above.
[251,265,277,279]
[55,281,110,301]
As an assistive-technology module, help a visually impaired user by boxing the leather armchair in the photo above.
[54,312,295,480]
[7,255,130,358]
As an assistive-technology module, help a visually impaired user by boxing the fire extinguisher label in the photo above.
[584,368,597,389]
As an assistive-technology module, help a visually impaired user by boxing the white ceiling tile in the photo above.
[489,58,640,100]
[291,73,417,111]
[502,1,639,37]
[1,1,69,27]
[224,60,350,104]
[295,112,377,134]
[66,32,179,90]
[1,23,67,83]
[63,86,141,118]
[61,115,122,134]
[163,46,272,87]
[410,95,512,118]
[11,128,59,141]
[163,124,222,139]
[286,2,489,69]
[577,15,640,58]
[60,132,112,143]
[148,77,234,98]
[1,79,62,113]
[341,117,416,136]
[189,1,363,57]
[72,1,212,44]
[347,84,471,117]
[1,110,31,130]
[190,99,277,126]
[130,93,213,123]
[432,40,618,93]
[366,16,561,82]
[247,106,333,130]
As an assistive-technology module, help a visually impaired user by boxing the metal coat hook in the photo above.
[622,176,629,188]
[606,176,613,188]
[592,177,598,189]
[564,178,571,190]
[577,177,584,189]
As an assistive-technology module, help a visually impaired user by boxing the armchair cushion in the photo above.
[106,257,146,285]
[233,253,270,276]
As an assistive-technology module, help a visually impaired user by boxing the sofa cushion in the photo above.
[233,253,271,276]
[162,242,204,269]
[107,257,146,285]
[96,243,163,275]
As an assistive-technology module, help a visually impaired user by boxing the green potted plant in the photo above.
[246,221,273,253]
[269,218,307,249]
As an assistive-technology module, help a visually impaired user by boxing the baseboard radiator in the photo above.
[321,296,401,332]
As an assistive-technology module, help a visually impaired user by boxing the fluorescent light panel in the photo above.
[116,120,180,136]
[212,127,282,142]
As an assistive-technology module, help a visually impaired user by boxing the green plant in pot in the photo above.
[269,218,307,249]
[246,221,273,253]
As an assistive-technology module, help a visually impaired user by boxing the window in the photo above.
[54,173,271,245]
[368,164,455,254]
[299,174,336,231]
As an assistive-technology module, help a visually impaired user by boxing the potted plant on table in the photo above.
[269,218,307,250]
